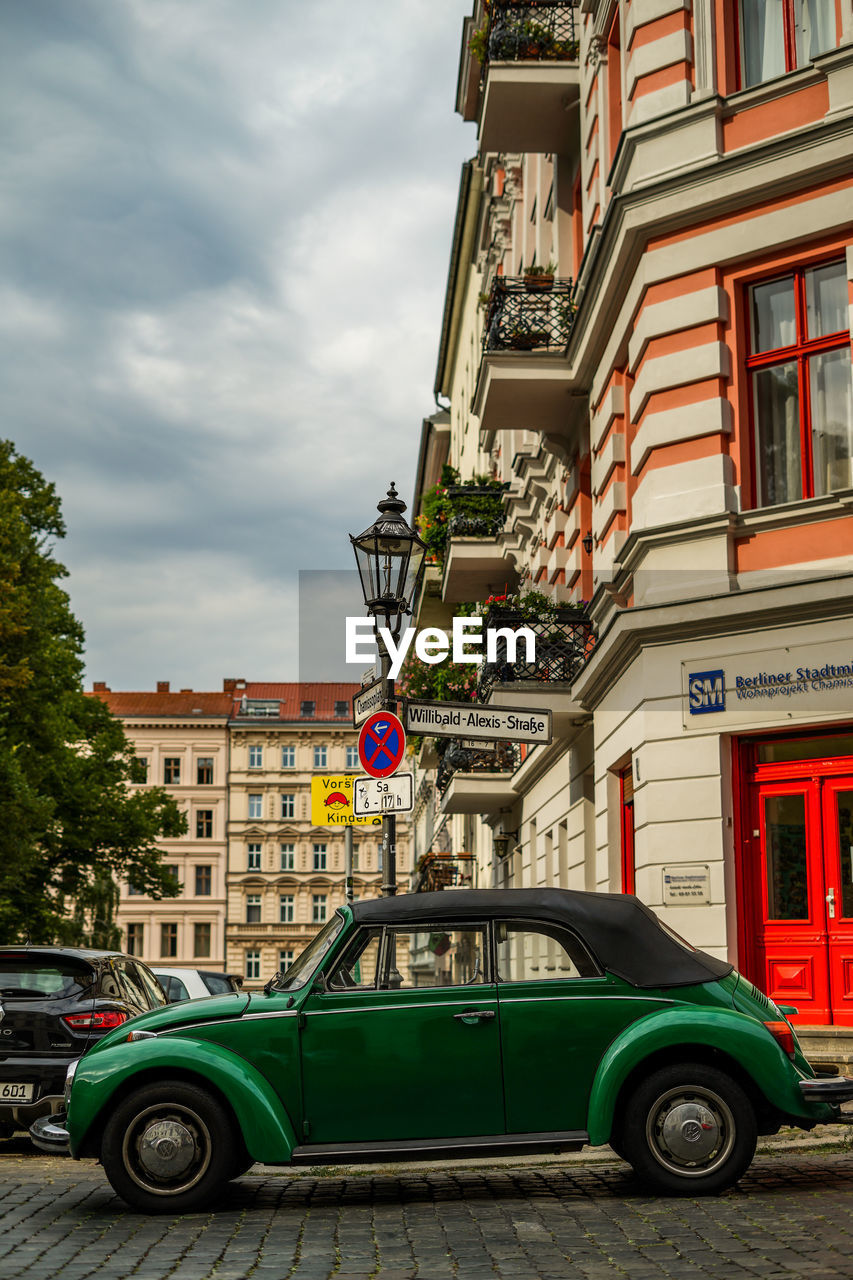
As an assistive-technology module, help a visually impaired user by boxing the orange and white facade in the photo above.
[415,0,853,1025]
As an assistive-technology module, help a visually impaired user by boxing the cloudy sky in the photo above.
[2,0,474,691]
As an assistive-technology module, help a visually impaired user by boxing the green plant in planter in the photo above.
[508,328,551,349]
[483,589,588,624]
[468,11,491,65]
[417,469,505,565]
[524,260,557,279]
[416,464,459,565]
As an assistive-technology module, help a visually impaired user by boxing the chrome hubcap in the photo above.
[122,1103,213,1196]
[647,1086,735,1177]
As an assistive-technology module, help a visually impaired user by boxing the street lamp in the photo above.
[350,483,426,637]
[350,483,426,896]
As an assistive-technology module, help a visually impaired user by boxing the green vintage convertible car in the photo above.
[31,889,853,1211]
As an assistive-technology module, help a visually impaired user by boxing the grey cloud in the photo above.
[0,0,473,689]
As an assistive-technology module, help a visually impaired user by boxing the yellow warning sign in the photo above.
[310,775,382,828]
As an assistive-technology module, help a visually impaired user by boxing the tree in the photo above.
[0,440,184,945]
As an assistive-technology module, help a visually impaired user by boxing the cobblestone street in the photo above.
[2,1140,853,1280]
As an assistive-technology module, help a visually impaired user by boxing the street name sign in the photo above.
[310,775,382,828]
[353,772,414,816]
[404,699,552,745]
[358,710,407,778]
[352,677,384,728]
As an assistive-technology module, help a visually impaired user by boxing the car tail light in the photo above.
[62,1010,129,1031]
[764,1020,795,1059]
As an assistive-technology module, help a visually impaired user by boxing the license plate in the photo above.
[0,1083,34,1102]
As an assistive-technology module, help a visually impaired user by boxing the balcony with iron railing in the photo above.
[460,2,582,153]
[413,852,476,893]
[474,276,581,440]
[477,604,595,734]
[441,483,519,603]
[436,738,520,814]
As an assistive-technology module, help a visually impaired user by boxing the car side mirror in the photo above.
[312,972,328,994]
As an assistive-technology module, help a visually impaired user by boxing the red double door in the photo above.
[744,751,853,1025]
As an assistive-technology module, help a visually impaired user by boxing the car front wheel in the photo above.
[620,1062,757,1195]
[101,1082,235,1213]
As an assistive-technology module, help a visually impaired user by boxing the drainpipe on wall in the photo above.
[223,720,230,970]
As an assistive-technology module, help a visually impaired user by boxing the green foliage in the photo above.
[483,589,587,622]
[0,440,185,945]
[468,3,491,64]
[416,466,505,567]
[524,260,557,277]
[398,601,479,752]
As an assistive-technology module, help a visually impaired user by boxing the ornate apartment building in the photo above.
[91,682,232,970]
[225,682,410,988]
[92,680,411,988]
[412,0,853,1026]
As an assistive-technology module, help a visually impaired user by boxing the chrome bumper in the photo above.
[799,1075,853,1106]
[29,1112,70,1154]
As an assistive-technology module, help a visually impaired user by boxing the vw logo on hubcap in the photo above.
[138,1119,196,1179]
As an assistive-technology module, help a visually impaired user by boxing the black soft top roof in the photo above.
[352,888,732,989]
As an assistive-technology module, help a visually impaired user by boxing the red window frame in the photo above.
[746,258,851,508]
[736,0,839,87]
[620,766,635,895]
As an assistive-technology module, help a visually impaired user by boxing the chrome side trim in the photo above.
[158,1009,299,1035]
[305,999,498,1018]
[495,995,677,1005]
[242,1011,299,1020]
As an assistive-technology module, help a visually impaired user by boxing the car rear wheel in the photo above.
[620,1062,757,1195]
[101,1082,234,1213]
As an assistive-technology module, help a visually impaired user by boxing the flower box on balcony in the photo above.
[477,602,595,699]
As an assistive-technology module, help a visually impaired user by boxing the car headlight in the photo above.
[64,1058,80,1106]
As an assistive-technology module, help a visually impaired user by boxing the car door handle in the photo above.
[453,1010,495,1023]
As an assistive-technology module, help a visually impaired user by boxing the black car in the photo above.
[0,946,167,1137]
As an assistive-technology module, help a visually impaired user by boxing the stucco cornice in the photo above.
[572,573,853,710]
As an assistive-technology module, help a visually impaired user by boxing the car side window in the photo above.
[136,962,168,1007]
[495,922,599,982]
[161,975,190,1002]
[117,960,150,1009]
[99,962,123,1000]
[382,926,486,989]
[327,928,383,991]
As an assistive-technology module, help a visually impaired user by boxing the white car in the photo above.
[151,968,243,1003]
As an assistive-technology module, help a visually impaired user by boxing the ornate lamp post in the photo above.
[350,483,426,896]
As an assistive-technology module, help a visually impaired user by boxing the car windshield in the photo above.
[0,958,95,998]
[273,913,346,992]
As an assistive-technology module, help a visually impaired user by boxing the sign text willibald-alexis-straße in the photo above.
[404,699,552,745]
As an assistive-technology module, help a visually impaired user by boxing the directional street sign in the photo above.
[353,772,414,816]
[352,677,384,728]
[404,698,552,746]
[358,710,407,779]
